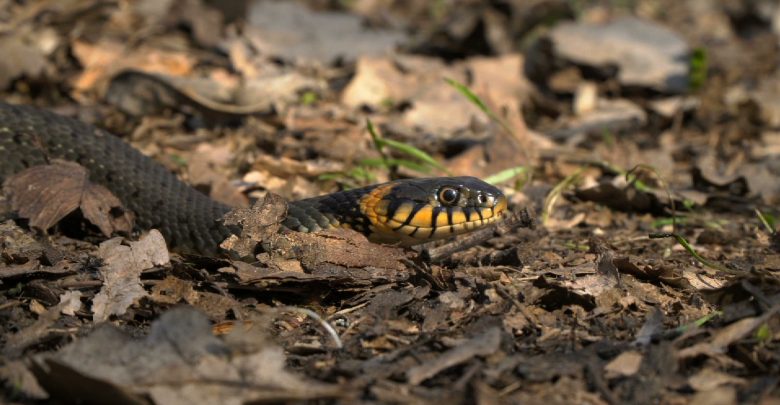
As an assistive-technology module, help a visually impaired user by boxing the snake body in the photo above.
[0,102,507,256]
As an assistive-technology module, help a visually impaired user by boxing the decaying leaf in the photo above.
[71,40,195,96]
[677,304,780,359]
[3,299,66,358]
[221,192,409,272]
[0,360,47,400]
[688,368,746,391]
[30,306,343,403]
[3,161,134,237]
[92,230,170,322]
[689,386,737,405]
[58,291,82,316]
[406,327,502,385]
[604,351,643,379]
[221,193,288,260]
[150,276,236,321]
[0,28,56,88]
[268,229,409,272]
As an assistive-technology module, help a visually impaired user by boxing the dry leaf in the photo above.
[31,307,342,403]
[58,291,83,316]
[677,305,780,359]
[29,299,46,316]
[3,161,134,237]
[71,40,195,95]
[150,276,236,321]
[688,368,746,391]
[689,386,737,405]
[406,327,502,385]
[92,230,170,322]
[604,351,643,379]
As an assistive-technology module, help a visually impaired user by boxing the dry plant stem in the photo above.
[422,207,534,263]
[421,226,498,263]
[275,306,343,349]
[495,285,537,330]
[0,300,22,311]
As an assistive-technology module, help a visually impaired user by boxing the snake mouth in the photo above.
[361,183,508,245]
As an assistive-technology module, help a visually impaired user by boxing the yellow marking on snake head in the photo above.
[450,208,467,225]
[359,179,509,246]
[435,209,450,227]
[409,205,433,228]
[391,202,414,224]
[360,183,393,223]
[374,199,390,216]
[360,183,401,240]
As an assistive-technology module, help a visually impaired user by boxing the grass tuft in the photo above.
[319,119,449,188]
[636,164,740,274]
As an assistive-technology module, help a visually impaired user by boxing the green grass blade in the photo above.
[484,166,527,185]
[674,310,722,333]
[365,118,447,176]
[444,77,536,189]
[366,119,385,155]
[542,169,583,226]
[689,47,708,91]
[652,217,688,228]
[649,232,739,274]
[379,137,448,172]
[755,208,777,234]
[444,77,515,136]
[445,78,490,115]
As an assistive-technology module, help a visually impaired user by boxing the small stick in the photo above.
[421,207,534,263]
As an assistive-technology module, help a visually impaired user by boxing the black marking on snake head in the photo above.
[385,197,403,225]
[431,206,442,229]
[392,202,424,231]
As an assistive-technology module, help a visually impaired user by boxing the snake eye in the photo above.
[438,187,459,205]
[477,194,487,204]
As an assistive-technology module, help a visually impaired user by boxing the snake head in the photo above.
[360,176,508,245]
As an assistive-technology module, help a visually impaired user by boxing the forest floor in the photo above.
[1,0,779,404]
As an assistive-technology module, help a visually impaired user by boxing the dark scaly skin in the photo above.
[0,102,233,254]
[0,102,507,255]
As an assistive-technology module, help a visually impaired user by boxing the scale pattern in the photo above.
[0,102,506,256]
[0,102,236,254]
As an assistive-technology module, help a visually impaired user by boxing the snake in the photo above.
[0,102,508,256]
